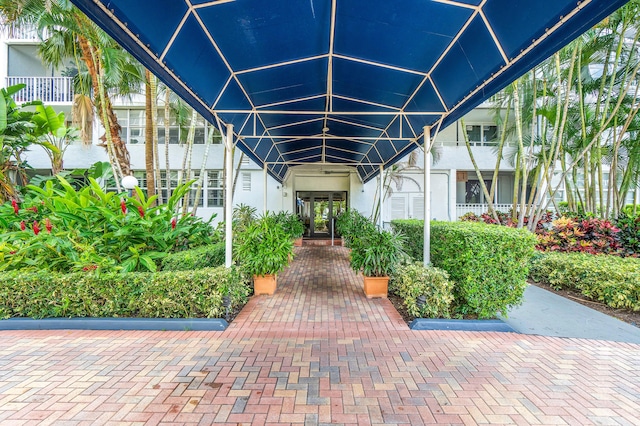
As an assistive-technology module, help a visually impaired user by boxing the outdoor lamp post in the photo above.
[121,175,139,196]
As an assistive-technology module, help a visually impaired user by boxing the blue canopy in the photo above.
[71,0,628,182]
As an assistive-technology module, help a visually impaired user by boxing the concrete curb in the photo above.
[409,318,517,332]
[0,317,228,331]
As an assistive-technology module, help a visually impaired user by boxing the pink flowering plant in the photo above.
[0,176,216,273]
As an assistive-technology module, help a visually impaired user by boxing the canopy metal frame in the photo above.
[71,0,627,183]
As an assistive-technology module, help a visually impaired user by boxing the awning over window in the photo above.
[71,0,628,182]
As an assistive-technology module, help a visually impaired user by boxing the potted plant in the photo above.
[350,227,408,298]
[336,209,375,248]
[275,211,305,246]
[235,213,294,295]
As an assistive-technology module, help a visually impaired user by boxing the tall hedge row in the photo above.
[0,266,248,319]
[391,220,537,318]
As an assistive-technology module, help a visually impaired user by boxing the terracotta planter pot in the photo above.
[293,237,303,247]
[253,274,277,295]
[363,276,389,299]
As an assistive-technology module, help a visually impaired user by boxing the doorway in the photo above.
[296,191,347,238]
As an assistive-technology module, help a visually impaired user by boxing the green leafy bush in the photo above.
[0,266,249,319]
[273,211,305,239]
[335,209,375,247]
[529,252,640,311]
[0,176,216,273]
[392,220,544,317]
[161,242,226,271]
[235,213,293,277]
[615,212,640,256]
[430,221,536,318]
[390,262,453,319]
[390,219,424,261]
[350,227,408,277]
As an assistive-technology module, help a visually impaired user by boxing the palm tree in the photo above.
[0,0,145,187]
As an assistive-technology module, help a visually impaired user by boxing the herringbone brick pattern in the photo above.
[0,246,638,425]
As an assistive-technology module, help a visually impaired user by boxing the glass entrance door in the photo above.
[296,191,347,238]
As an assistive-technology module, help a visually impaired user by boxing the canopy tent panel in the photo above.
[334,0,474,73]
[70,0,630,183]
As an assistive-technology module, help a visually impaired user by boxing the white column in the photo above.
[225,124,234,268]
[379,164,384,230]
[263,165,268,214]
[424,126,431,266]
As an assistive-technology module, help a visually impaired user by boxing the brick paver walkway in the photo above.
[0,246,638,425]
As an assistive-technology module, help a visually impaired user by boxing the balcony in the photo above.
[3,23,50,41]
[5,76,74,104]
[455,203,513,219]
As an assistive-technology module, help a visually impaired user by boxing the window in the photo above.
[242,172,251,191]
[465,124,498,146]
[160,170,179,202]
[241,155,250,165]
[115,108,223,145]
[207,171,224,207]
[115,109,145,144]
[187,170,204,208]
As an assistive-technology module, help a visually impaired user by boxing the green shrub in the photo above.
[391,220,536,318]
[390,219,424,261]
[529,252,640,311]
[390,262,453,319]
[431,221,536,318]
[235,213,293,277]
[161,242,226,271]
[335,209,375,247]
[615,212,640,256]
[0,266,249,319]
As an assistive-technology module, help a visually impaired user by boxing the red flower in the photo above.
[33,221,40,235]
[45,218,52,233]
[120,199,127,214]
[28,206,38,213]
[11,199,18,214]
[171,217,177,230]
[20,221,26,231]
[137,205,145,218]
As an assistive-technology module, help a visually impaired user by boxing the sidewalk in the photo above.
[500,284,640,344]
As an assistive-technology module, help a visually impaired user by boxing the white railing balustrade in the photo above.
[3,23,50,41]
[455,204,513,219]
[5,76,74,104]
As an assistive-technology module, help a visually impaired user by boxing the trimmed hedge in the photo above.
[529,252,640,311]
[392,220,537,318]
[0,266,249,319]
[161,242,226,271]
[390,262,453,319]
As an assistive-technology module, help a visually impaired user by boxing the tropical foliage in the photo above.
[0,177,216,273]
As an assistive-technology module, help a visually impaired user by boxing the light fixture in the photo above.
[121,175,139,195]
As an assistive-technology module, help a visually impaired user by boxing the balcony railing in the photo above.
[5,76,74,104]
[3,23,50,41]
[455,203,513,219]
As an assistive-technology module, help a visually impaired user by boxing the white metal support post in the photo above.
[225,124,234,268]
[378,164,384,230]
[263,165,267,214]
[424,126,431,266]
